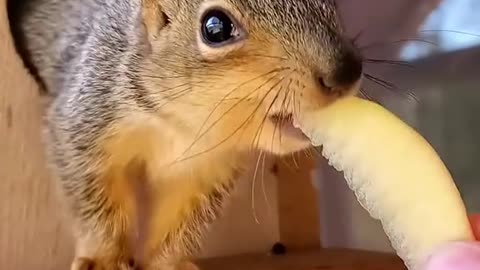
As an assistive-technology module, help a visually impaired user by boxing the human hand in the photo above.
[424,214,480,270]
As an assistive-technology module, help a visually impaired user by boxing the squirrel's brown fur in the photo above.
[10,0,363,269]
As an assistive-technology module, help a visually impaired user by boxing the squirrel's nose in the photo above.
[316,42,363,95]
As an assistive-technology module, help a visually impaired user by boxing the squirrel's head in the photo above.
[140,0,362,156]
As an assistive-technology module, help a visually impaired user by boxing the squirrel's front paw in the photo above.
[71,257,97,270]
[177,261,200,270]
[156,261,201,270]
[70,256,137,270]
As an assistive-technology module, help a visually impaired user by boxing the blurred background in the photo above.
[317,0,480,253]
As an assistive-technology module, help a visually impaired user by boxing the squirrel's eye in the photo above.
[201,9,237,45]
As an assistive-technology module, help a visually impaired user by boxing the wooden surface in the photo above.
[199,154,281,258]
[275,154,321,250]
[0,1,74,269]
[197,248,407,270]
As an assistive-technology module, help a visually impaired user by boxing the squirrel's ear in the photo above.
[142,0,169,42]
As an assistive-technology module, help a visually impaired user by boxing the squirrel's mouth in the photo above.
[268,113,309,141]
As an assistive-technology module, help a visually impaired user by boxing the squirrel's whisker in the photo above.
[419,29,480,38]
[181,68,289,158]
[363,58,414,68]
[358,87,375,102]
[245,54,288,61]
[260,149,270,217]
[364,73,418,102]
[174,73,288,164]
[251,149,264,224]
[250,70,294,152]
[358,38,438,51]
[251,82,282,151]
[279,86,293,146]
[351,29,364,46]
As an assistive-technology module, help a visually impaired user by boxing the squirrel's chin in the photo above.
[255,133,312,156]
[264,139,312,156]
[256,114,312,155]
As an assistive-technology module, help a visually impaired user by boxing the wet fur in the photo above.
[10,0,357,269]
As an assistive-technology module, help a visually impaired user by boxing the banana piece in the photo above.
[296,96,474,270]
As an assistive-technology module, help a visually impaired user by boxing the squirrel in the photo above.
[9,0,363,269]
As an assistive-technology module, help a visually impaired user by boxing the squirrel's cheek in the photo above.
[424,242,480,270]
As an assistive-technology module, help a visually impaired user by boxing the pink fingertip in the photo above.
[424,242,480,270]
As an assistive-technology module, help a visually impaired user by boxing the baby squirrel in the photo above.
[10,0,363,269]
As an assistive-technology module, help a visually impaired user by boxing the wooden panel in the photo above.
[199,154,280,258]
[275,154,321,250]
[0,2,74,269]
[197,248,407,270]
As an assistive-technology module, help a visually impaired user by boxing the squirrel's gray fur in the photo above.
[10,0,361,269]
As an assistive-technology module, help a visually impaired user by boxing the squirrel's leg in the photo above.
[49,110,237,269]
[144,181,235,270]
[65,158,146,270]
[48,115,163,269]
